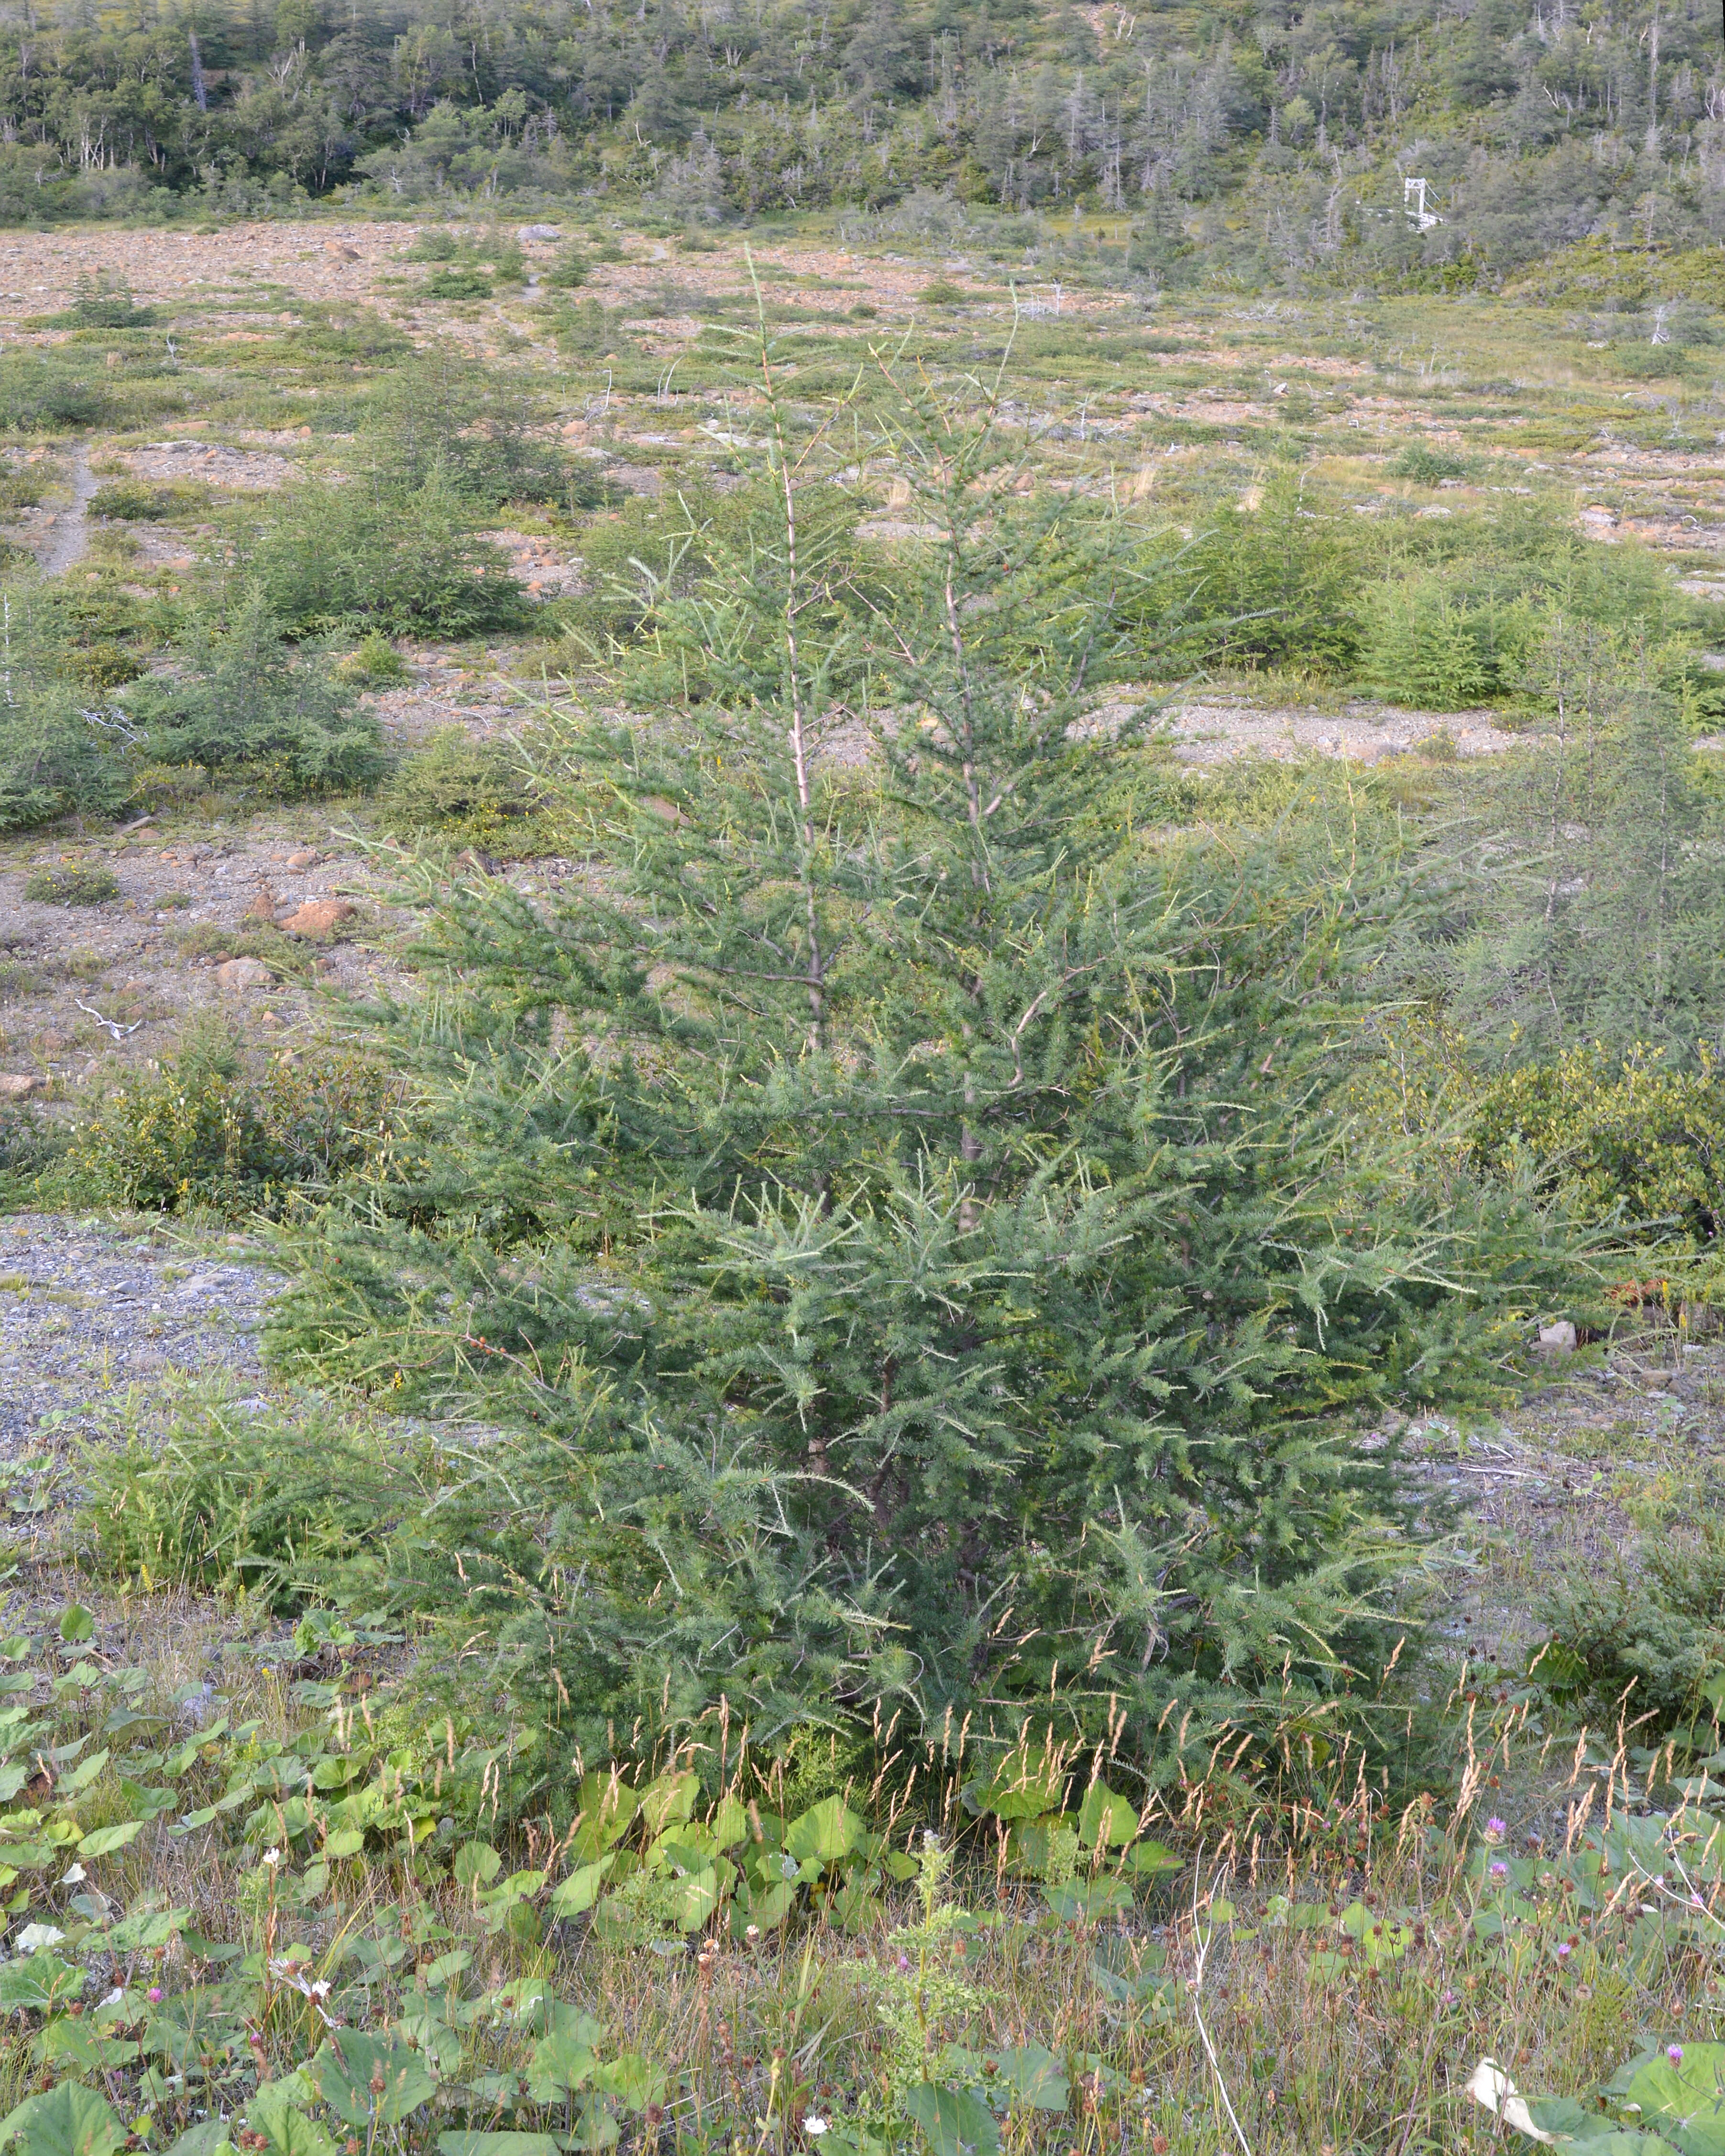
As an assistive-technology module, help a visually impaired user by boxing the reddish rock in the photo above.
[0,1074,44,1099]
[278,898,355,939]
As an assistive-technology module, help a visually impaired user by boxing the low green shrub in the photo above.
[334,631,408,684]
[68,1023,405,1216]
[1390,444,1470,484]
[1470,1045,1725,1248]
[242,471,530,639]
[123,585,386,794]
[1537,1531,1725,1735]
[0,1102,64,1195]
[88,479,176,520]
[0,464,54,513]
[0,355,107,432]
[1359,574,1537,706]
[23,861,120,905]
[56,270,155,329]
[380,724,537,839]
[543,248,588,289]
[422,266,494,301]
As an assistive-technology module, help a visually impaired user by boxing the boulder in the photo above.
[216,958,272,992]
[1537,1319,1578,1356]
[277,898,355,939]
[0,1074,44,1099]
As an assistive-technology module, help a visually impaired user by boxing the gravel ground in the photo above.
[0,1212,283,1457]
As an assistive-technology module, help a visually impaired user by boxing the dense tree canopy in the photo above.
[3,0,1725,291]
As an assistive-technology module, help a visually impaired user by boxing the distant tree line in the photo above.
[1,0,1724,286]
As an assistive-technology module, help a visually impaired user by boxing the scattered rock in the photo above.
[0,1074,44,1099]
[277,898,354,939]
[1538,1319,1578,1356]
[323,240,360,261]
[216,958,272,992]
[284,849,322,871]
[34,1030,66,1055]
[246,887,276,921]
[519,224,561,241]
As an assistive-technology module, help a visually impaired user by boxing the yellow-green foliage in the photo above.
[1470,1045,1725,1248]
[69,1033,404,1216]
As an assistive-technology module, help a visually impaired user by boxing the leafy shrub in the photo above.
[1470,1046,1725,1248]
[89,479,176,520]
[404,229,458,261]
[334,631,408,684]
[244,471,530,639]
[124,585,385,793]
[69,1022,404,1216]
[0,356,107,432]
[423,266,494,300]
[379,725,536,838]
[23,862,120,905]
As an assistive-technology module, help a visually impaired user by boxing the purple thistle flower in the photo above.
[1485,1817,1507,1840]
[1556,1942,1571,1959]
[1489,1860,1508,1879]
[1669,2045,1685,2066]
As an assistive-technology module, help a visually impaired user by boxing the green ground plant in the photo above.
[379,727,540,844]
[65,1023,405,1218]
[239,471,530,640]
[121,588,385,797]
[22,863,120,906]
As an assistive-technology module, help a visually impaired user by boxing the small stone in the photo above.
[246,887,276,921]
[216,958,272,993]
[1538,1319,1578,1356]
[0,1074,44,1099]
[285,849,321,871]
[277,898,355,939]
[259,1009,283,1029]
[323,240,359,261]
[35,1030,66,1054]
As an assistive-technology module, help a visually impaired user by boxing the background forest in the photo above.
[3,0,1725,299]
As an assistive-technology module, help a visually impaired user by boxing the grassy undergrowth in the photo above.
[0,1518,1722,2156]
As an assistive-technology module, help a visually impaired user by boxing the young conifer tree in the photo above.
[279,330,1577,1779]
